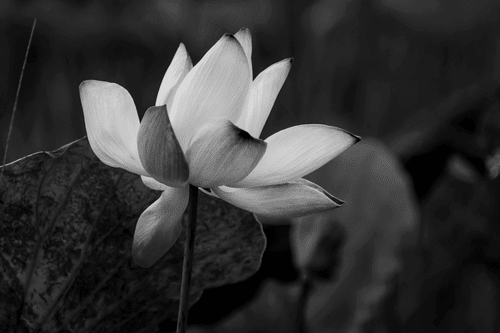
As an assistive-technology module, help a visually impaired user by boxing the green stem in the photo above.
[176,185,199,333]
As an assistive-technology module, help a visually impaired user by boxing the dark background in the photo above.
[2,0,499,166]
[2,1,500,332]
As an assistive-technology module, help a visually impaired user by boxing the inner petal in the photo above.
[185,119,267,188]
[169,34,251,151]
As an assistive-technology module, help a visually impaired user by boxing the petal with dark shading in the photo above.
[186,119,266,188]
[137,105,189,187]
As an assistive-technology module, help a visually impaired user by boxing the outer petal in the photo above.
[141,175,170,191]
[186,119,267,188]
[79,80,147,176]
[132,185,189,267]
[212,178,344,218]
[156,43,193,110]
[234,27,252,78]
[137,105,189,187]
[235,125,360,187]
[169,34,251,150]
[236,58,293,137]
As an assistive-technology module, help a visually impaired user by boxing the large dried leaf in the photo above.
[291,138,419,333]
[0,137,266,333]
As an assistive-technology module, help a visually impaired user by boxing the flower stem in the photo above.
[176,185,199,333]
[296,273,313,333]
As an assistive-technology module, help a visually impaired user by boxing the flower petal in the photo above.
[137,105,189,187]
[132,185,189,267]
[236,125,360,187]
[169,34,251,150]
[199,187,219,198]
[236,58,292,137]
[186,119,267,188]
[79,80,147,175]
[141,175,170,191]
[234,27,252,78]
[156,43,193,110]
[212,178,344,218]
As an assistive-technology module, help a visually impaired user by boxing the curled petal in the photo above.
[236,125,360,187]
[156,43,193,110]
[79,80,147,175]
[132,185,189,267]
[234,27,252,77]
[137,105,189,187]
[186,120,267,188]
[169,34,251,150]
[213,178,344,218]
[236,58,292,137]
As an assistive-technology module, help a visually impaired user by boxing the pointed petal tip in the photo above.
[155,42,192,109]
[237,125,360,187]
[333,126,361,145]
[235,27,252,38]
[214,179,344,219]
[278,58,293,66]
[171,31,251,148]
[225,34,244,44]
[300,178,345,209]
[347,130,361,143]
[233,28,253,75]
[175,42,188,56]
[325,192,345,207]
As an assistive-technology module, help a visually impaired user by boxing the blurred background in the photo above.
[2,0,500,332]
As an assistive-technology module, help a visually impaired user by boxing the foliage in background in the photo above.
[0,138,265,333]
[2,0,500,332]
[1,0,499,163]
[291,139,419,332]
[186,139,419,333]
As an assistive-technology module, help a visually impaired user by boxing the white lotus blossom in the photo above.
[79,28,359,267]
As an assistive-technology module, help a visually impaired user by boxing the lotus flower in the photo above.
[79,28,359,267]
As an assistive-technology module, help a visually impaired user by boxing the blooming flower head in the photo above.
[80,28,359,267]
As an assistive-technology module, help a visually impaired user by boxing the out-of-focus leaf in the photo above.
[291,138,419,333]
[400,155,500,332]
[0,137,266,333]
